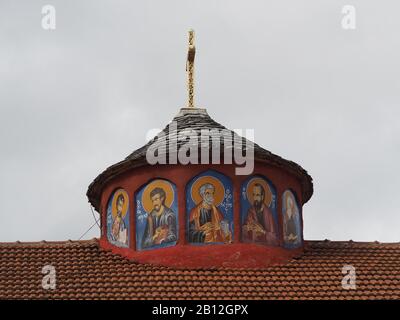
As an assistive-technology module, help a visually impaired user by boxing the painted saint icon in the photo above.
[136,179,178,250]
[282,190,302,247]
[107,188,129,248]
[241,176,279,246]
[187,171,233,244]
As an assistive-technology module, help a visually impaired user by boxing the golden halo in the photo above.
[191,175,225,207]
[246,177,272,207]
[141,179,175,214]
[111,189,129,218]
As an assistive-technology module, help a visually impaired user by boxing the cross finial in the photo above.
[186,29,196,108]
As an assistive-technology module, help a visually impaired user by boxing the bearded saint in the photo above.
[142,187,177,249]
[242,183,278,245]
[188,183,231,244]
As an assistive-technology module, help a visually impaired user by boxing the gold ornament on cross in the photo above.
[186,29,196,108]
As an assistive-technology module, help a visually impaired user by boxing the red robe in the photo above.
[243,205,278,245]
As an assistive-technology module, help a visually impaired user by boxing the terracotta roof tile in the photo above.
[0,239,399,299]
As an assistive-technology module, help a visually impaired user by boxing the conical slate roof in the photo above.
[87,108,313,211]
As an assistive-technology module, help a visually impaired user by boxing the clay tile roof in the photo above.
[86,108,313,211]
[0,239,399,300]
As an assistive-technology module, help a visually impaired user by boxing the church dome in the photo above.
[87,107,313,211]
[86,31,313,268]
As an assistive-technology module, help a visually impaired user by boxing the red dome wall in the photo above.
[98,162,305,268]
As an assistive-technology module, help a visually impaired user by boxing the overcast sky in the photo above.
[0,1,399,242]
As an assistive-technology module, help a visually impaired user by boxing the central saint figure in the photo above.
[188,183,231,243]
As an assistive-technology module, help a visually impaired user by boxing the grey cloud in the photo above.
[0,0,398,242]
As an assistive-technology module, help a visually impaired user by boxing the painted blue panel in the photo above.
[241,175,279,246]
[282,190,302,248]
[136,179,178,251]
[107,189,130,248]
[186,170,233,244]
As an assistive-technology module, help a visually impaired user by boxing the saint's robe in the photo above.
[188,204,230,243]
[142,206,177,249]
[111,213,128,245]
[242,205,278,245]
[284,214,300,245]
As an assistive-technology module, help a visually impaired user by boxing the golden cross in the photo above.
[186,29,196,108]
